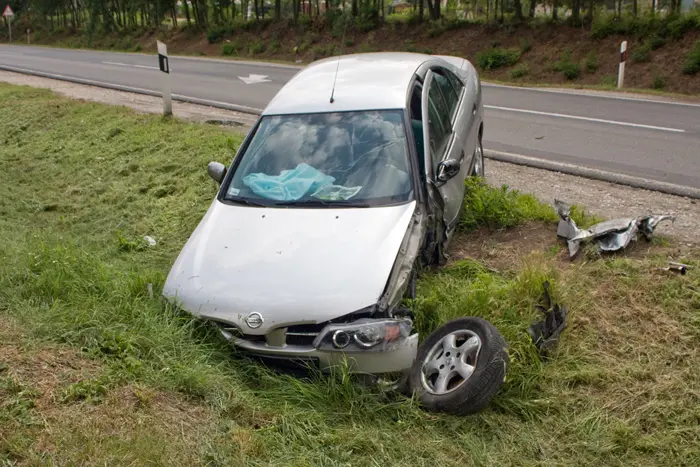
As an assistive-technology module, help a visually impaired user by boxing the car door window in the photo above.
[427,88,451,172]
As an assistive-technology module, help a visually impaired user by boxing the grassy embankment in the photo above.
[1,84,699,465]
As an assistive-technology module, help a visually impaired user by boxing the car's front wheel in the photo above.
[409,317,508,415]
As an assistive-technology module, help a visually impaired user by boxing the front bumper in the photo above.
[219,327,419,374]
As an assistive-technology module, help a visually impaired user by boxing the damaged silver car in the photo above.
[163,53,508,414]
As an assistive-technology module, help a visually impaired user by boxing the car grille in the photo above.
[285,323,326,347]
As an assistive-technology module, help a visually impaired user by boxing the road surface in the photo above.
[2,45,699,190]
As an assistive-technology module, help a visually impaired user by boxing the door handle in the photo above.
[472,104,477,116]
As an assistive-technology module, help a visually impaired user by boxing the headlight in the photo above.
[312,318,412,352]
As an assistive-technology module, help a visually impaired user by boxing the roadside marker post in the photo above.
[27,28,30,44]
[156,40,172,116]
[3,5,14,43]
[618,41,627,89]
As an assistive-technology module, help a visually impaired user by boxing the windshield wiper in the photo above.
[227,196,268,207]
[275,199,370,208]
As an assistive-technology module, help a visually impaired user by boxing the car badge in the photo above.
[245,312,264,329]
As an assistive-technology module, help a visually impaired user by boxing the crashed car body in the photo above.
[163,53,496,404]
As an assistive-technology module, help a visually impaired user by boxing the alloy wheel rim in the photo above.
[420,330,481,395]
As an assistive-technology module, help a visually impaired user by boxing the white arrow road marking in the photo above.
[238,74,271,84]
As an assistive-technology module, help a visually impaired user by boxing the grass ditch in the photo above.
[1,83,699,465]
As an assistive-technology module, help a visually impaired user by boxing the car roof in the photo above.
[262,52,435,116]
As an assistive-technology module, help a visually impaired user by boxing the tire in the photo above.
[409,317,508,415]
[469,139,485,178]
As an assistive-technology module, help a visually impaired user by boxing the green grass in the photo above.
[1,84,699,465]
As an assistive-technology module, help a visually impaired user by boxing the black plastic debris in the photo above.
[528,281,567,357]
[554,199,675,259]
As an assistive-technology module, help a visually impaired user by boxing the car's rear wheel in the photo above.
[409,317,508,415]
[470,139,485,177]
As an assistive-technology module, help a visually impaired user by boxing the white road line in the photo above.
[485,105,686,133]
[483,82,700,109]
[103,61,159,70]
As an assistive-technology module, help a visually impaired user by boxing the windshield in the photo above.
[223,110,413,207]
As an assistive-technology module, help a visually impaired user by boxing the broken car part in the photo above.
[555,199,675,259]
[657,261,692,275]
[409,317,509,415]
[528,281,567,357]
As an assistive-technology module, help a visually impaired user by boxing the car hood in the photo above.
[163,199,417,334]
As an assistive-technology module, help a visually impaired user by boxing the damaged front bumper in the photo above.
[217,318,419,375]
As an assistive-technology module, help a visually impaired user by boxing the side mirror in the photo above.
[207,161,226,184]
[436,159,461,183]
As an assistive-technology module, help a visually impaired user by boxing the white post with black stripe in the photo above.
[617,41,627,89]
[157,40,172,116]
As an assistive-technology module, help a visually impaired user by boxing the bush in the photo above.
[476,48,521,70]
[207,26,228,44]
[585,51,598,73]
[220,43,235,56]
[682,41,700,75]
[509,64,529,79]
[560,62,581,80]
[630,45,650,63]
[520,39,532,54]
[427,22,446,38]
[248,40,266,55]
[344,39,354,47]
[651,74,665,90]
[268,39,281,53]
[554,52,580,80]
[647,35,666,51]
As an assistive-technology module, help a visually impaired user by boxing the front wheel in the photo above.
[469,140,485,178]
[409,317,508,415]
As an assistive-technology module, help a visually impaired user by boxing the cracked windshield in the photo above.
[224,110,413,205]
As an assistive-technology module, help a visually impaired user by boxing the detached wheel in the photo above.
[409,317,508,415]
[470,139,485,177]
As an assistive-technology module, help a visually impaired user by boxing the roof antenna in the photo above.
[329,58,340,104]
[330,11,350,104]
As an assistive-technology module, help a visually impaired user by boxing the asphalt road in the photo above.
[2,44,700,190]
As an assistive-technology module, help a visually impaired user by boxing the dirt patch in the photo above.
[0,317,216,464]
[449,221,567,270]
[0,319,102,412]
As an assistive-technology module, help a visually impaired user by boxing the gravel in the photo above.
[3,70,697,245]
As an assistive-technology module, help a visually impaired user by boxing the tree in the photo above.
[513,0,524,20]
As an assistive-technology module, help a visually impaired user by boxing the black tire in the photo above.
[409,317,508,415]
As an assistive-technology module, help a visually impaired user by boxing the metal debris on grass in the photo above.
[144,235,157,247]
[554,199,675,259]
[657,261,692,275]
[528,281,567,357]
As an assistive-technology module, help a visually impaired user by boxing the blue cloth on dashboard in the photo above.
[242,163,336,201]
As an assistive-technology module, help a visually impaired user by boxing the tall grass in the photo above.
[1,84,698,465]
